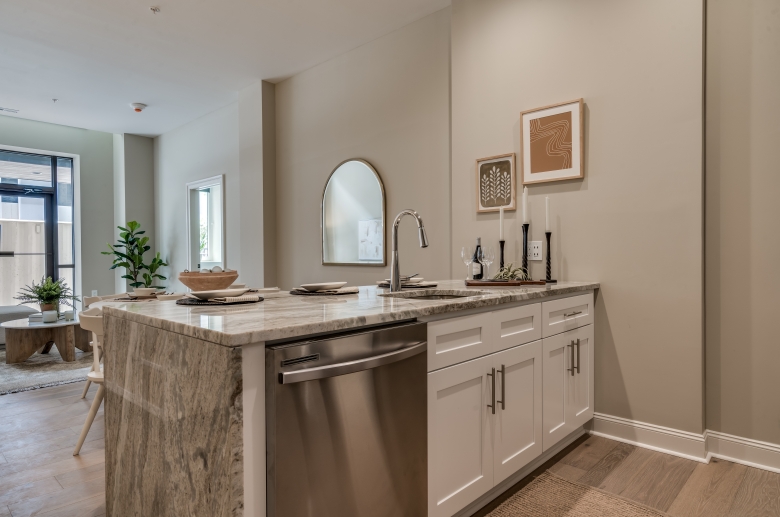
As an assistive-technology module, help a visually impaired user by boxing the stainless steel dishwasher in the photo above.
[266,321,427,517]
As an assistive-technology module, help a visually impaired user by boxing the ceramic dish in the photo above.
[300,282,347,292]
[132,287,157,296]
[190,288,250,300]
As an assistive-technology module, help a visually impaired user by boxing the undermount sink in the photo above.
[380,289,490,300]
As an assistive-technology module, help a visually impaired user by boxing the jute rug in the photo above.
[0,345,92,395]
[486,471,670,517]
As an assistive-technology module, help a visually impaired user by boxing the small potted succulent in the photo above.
[15,277,80,313]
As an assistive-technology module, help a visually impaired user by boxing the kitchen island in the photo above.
[101,280,599,517]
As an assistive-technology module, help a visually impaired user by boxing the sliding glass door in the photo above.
[0,150,75,305]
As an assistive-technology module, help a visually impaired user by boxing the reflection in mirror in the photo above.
[322,159,386,266]
[186,175,225,271]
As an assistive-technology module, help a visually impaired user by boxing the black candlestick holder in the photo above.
[522,223,529,275]
[545,231,557,284]
[499,240,505,270]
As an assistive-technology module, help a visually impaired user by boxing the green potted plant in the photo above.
[102,220,169,289]
[15,277,80,313]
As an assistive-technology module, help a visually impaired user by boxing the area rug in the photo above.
[0,345,92,395]
[486,471,670,517]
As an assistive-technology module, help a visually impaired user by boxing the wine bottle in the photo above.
[472,238,484,280]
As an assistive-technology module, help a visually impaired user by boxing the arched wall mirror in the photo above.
[322,159,386,266]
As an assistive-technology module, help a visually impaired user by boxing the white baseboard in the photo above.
[706,430,780,474]
[590,413,708,462]
[591,413,780,474]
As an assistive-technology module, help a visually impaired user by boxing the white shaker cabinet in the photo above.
[542,324,594,451]
[427,290,596,517]
[491,340,543,485]
[428,354,494,517]
[428,340,543,517]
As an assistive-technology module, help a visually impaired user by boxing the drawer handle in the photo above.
[567,342,575,376]
[497,364,506,410]
[487,368,496,414]
[564,310,583,318]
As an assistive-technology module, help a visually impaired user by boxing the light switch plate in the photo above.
[528,241,543,261]
[91,290,98,296]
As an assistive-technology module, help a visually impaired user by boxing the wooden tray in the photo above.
[465,280,547,287]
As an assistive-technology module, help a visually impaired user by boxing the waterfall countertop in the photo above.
[100,279,599,347]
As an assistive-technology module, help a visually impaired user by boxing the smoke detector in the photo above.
[131,103,147,113]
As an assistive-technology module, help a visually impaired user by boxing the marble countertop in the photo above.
[101,279,599,347]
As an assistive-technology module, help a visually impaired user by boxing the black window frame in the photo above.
[0,150,75,284]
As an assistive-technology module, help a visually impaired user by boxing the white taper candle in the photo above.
[499,207,504,240]
[522,187,529,223]
[545,197,550,232]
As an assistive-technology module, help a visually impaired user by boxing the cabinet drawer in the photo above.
[492,303,542,353]
[541,292,593,337]
[428,312,492,372]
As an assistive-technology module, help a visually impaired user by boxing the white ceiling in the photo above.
[0,0,450,136]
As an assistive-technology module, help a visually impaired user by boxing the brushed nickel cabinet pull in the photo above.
[487,368,496,414]
[497,364,506,410]
[576,338,581,374]
[564,310,582,318]
[567,342,575,376]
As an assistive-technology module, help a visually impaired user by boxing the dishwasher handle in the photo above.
[279,341,426,384]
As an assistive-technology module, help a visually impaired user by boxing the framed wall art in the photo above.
[476,153,516,213]
[520,98,584,185]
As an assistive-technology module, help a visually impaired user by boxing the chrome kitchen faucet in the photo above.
[390,210,429,292]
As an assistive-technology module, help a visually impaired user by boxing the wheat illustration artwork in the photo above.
[521,98,584,185]
[476,153,516,213]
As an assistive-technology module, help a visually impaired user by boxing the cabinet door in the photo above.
[492,340,543,484]
[542,331,574,451]
[428,355,494,517]
[542,325,594,451]
[566,324,594,429]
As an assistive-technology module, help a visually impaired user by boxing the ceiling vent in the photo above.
[0,107,19,114]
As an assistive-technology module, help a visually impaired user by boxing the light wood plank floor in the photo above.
[3,382,780,516]
[0,382,104,517]
[475,433,780,517]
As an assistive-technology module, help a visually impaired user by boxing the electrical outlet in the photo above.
[91,290,98,297]
[528,241,543,261]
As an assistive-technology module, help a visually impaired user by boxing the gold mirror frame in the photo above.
[321,158,386,267]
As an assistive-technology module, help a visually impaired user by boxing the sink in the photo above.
[380,289,490,300]
[407,294,468,300]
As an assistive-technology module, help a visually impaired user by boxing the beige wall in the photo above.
[154,104,240,291]
[706,0,780,443]
[0,115,115,298]
[275,8,451,290]
[451,0,705,432]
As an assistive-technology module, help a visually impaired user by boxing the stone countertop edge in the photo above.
[101,280,599,347]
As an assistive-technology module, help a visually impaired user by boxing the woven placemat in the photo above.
[290,287,359,296]
[176,297,264,306]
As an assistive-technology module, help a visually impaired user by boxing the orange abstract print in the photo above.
[529,111,572,173]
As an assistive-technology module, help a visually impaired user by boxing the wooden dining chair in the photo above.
[74,309,105,456]
[79,306,103,399]
[82,296,101,308]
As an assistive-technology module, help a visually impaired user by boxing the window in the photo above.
[0,150,76,304]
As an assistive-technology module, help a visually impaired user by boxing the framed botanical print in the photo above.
[476,153,516,213]
[520,98,584,185]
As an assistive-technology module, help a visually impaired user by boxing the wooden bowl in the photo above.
[178,271,239,291]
